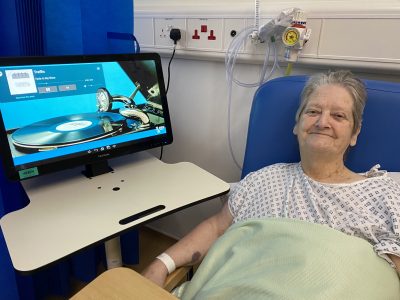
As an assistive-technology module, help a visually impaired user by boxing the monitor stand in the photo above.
[82,161,114,178]
[0,151,230,273]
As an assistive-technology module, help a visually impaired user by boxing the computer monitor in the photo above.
[0,53,173,181]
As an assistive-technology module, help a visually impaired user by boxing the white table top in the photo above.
[0,152,229,272]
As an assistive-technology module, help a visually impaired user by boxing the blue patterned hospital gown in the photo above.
[228,163,400,267]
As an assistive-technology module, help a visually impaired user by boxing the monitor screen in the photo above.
[0,53,173,180]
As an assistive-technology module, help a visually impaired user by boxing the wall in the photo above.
[135,0,400,238]
[135,1,400,69]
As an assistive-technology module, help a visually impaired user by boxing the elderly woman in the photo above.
[143,70,400,291]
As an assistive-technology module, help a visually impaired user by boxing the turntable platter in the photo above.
[11,112,126,151]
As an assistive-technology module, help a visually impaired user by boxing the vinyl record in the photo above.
[11,112,126,150]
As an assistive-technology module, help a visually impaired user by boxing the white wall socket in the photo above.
[154,18,186,48]
[186,18,223,51]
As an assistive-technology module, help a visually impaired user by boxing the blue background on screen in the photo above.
[0,61,156,167]
[0,62,147,129]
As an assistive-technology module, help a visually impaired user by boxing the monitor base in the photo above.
[82,160,113,178]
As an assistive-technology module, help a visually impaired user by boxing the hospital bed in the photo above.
[72,75,400,299]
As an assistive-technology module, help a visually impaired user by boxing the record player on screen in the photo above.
[11,84,165,154]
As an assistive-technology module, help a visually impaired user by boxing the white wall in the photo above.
[136,0,400,239]
[136,0,400,14]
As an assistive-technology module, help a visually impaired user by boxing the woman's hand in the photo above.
[141,259,169,287]
[141,202,233,288]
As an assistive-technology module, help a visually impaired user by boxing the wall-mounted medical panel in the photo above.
[318,18,400,64]
[135,16,320,61]
[134,9,400,71]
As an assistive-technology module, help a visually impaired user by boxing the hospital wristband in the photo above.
[156,253,176,274]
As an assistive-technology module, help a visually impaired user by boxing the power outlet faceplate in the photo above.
[186,18,223,50]
[154,18,186,48]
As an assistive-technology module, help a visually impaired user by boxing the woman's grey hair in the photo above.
[295,70,367,134]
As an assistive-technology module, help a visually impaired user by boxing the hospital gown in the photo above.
[228,163,400,267]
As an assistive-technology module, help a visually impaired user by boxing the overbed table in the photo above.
[0,152,229,273]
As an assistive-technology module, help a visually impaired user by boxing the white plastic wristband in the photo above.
[156,253,176,274]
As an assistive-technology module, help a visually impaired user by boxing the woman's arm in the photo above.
[141,202,233,287]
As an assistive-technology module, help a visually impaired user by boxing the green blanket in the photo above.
[178,218,400,300]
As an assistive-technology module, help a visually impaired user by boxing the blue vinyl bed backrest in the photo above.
[241,75,400,178]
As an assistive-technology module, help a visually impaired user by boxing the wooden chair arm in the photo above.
[164,266,192,292]
[71,267,178,299]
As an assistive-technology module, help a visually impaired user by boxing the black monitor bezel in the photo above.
[0,52,173,181]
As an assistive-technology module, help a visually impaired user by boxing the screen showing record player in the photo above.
[0,53,173,180]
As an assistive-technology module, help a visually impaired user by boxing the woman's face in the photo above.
[293,84,360,158]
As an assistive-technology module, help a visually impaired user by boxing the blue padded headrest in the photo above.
[241,75,400,178]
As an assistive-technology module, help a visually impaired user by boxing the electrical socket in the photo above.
[186,18,223,50]
[154,18,186,48]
